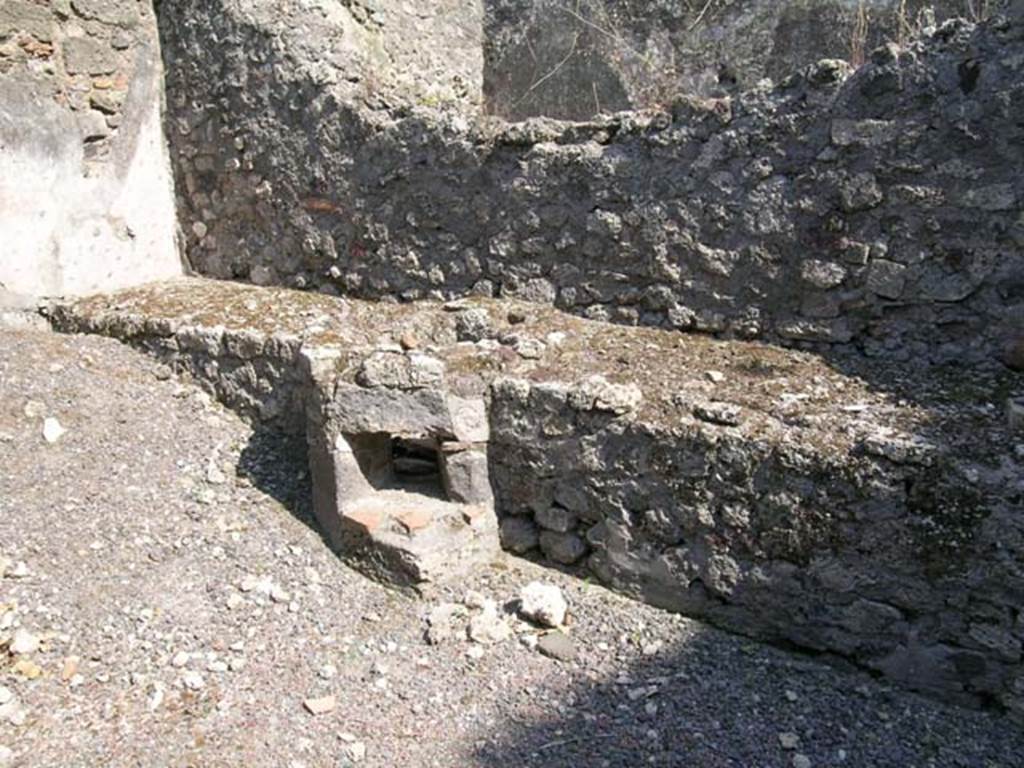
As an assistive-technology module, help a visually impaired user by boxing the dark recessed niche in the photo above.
[348,432,447,500]
[390,435,445,498]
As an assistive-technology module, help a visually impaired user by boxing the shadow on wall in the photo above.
[472,626,1024,766]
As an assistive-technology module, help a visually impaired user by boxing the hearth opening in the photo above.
[348,432,448,500]
[390,436,445,498]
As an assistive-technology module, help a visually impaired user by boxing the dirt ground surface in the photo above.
[1,326,1022,768]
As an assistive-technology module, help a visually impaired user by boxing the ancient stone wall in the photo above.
[161,6,1023,366]
[488,375,1024,714]
[0,0,181,299]
[47,278,1024,716]
[482,0,969,121]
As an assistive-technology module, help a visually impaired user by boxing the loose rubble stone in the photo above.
[1002,336,1024,371]
[519,582,568,628]
[426,603,467,645]
[537,631,576,662]
[467,601,512,645]
[303,695,336,716]
[454,309,492,342]
[343,742,367,762]
[8,629,40,656]
[779,732,800,750]
[692,402,742,426]
[42,417,65,444]
[181,672,205,691]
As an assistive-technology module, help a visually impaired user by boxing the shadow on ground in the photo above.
[474,626,1024,768]
[236,423,317,530]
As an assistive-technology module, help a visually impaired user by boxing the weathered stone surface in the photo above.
[519,582,568,628]
[499,516,539,554]
[441,446,493,506]
[483,0,968,121]
[47,227,1024,711]
[866,259,908,300]
[535,506,578,534]
[0,1,180,298]
[537,630,576,662]
[159,8,1024,366]
[539,531,588,565]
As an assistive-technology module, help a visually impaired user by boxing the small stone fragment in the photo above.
[318,664,338,680]
[519,582,568,628]
[537,631,576,661]
[42,417,66,444]
[269,584,291,603]
[8,629,40,656]
[22,401,44,419]
[426,603,467,645]
[793,754,812,768]
[1001,336,1024,371]
[779,732,800,750]
[12,659,41,679]
[693,402,742,426]
[468,601,512,645]
[570,375,643,415]
[344,741,367,762]
[61,657,80,681]
[181,671,205,691]
[455,309,492,342]
[303,695,336,715]
[0,744,11,767]
[206,462,227,485]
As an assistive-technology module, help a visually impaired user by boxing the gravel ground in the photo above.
[1,327,1021,768]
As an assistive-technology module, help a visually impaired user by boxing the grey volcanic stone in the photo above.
[537,631,576,662]
[500,516,539,554]
[535,506,578,533]
[455,309,492,342]
[539,531,588,565]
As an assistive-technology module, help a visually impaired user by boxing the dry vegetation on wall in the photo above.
[502,1,1000,118]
